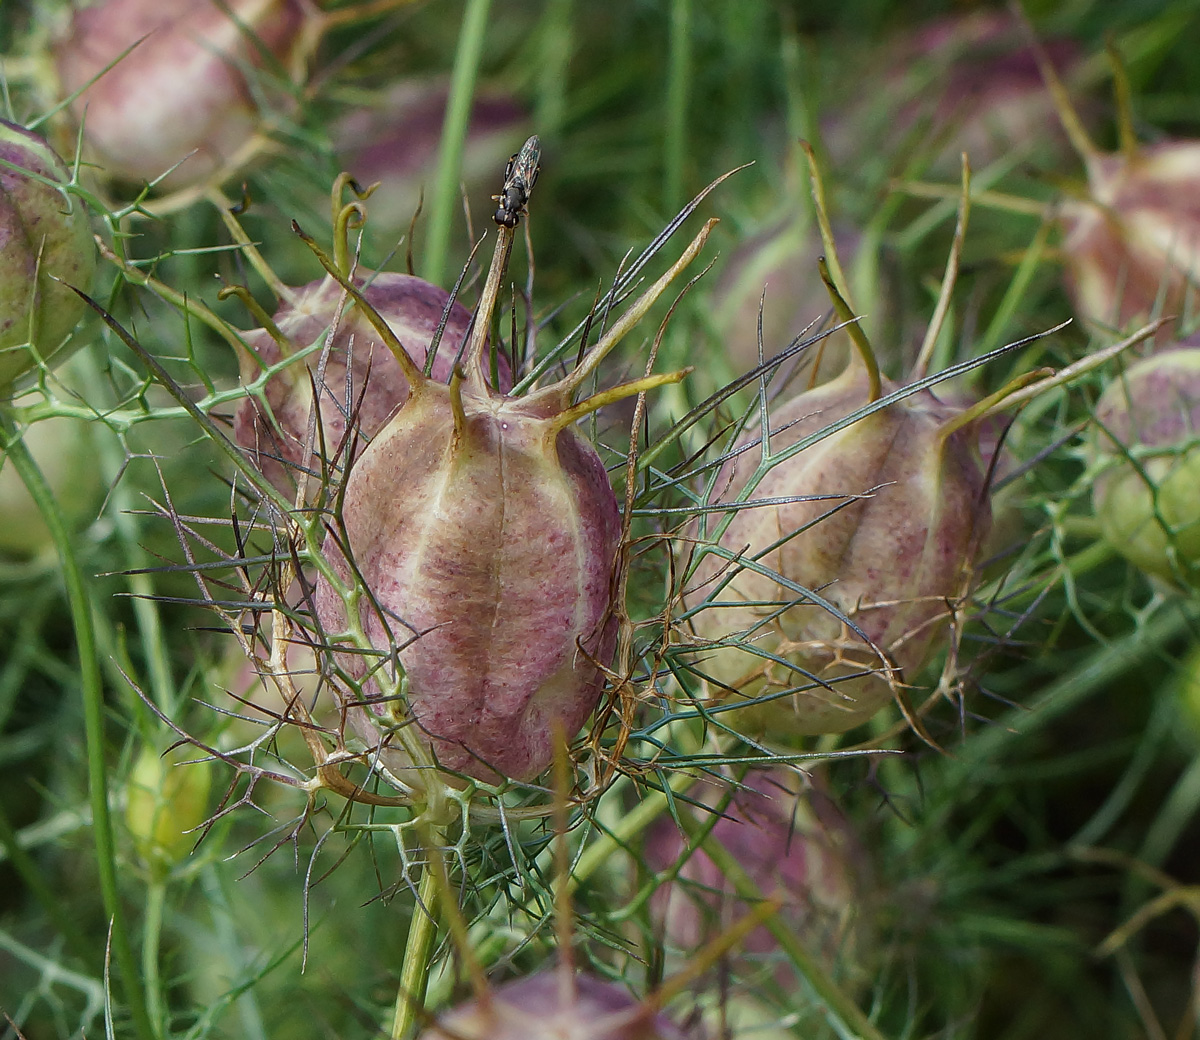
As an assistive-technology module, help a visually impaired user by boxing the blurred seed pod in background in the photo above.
[1010,23,1200,341]
[1059,141,1200,340]
[54,0,322,193]
[333,79,527,244]
[125,744,213,878]
[644,767,871,992]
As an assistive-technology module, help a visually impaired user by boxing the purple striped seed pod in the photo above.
[645,768,868,989]
[1060,143,1200,339]
[308,211,708,786]
[689,363,991,735]
[313,367,621,783]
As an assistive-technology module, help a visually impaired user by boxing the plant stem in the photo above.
[143,879,166,1037]
[663,0,691,212]
[391,857,442,1040]
[422,0,492,286]
[0,409,156,1040]
[200,865,268,1040]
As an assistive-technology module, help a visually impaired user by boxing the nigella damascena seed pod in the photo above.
[689,361,990,735]
[55,0,318,190]
[645,768,868,986]
[1021,30,1200,338]
[418,972,698,1040]
[125,745,212,878]
[233,271,511,494]
[310,214,712,784]
[0,120,95,392]
[1060,143,1200,337]
[1090,347,1200,588]
[314,358,621,782]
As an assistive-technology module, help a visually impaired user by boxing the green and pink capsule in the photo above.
[0,120,95,392]
[313,346,624,782]
[418,972,697,1040]
[307,188,712,784]
[1021,27,1200,337]
[1090,347,1200,588]
[1060,143,1200,337]
[645,768,868,983]
[684,145,1059,737]
[55,0,319,190]
[689,359,992,735]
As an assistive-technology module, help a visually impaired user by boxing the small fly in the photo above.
[493,135,541,229]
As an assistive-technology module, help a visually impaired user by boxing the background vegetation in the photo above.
[4,1,1200,1038]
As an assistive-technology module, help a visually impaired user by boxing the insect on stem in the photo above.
[464,135,543,381]
[493,135,541,229]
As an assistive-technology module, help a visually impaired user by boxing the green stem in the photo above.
[911,157,970,381]
[663,0,691,212]
[816,257,881,402]
[422,0,492,285]
[974,218,1052,361]
[200,865,268,1040]
[143,879,167,1037]
[534,0,573,137]
[0,409,156,1040]
[675,810,886,1040]
[391,857,442,1040]
[1138,753,1200,869]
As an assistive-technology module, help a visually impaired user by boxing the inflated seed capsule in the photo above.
[307,180,711,783]
[418,972,697,1040]
[1090,347,1200,588]
[1020,26,1200,338]
[0,120,95,392]
[1060,142,1200,337]
[55,0,317,189]
[125,746,212,876]
[644,767,869,987]
[689,360,991,735]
